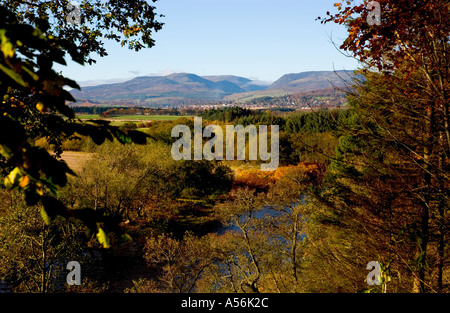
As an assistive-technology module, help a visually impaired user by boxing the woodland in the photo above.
[0,0,449,293]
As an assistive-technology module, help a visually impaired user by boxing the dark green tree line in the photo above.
[307,0,450,292]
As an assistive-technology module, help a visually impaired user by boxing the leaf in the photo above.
[0,29,15,58]
[122,233,133,243]
[19,175,30,188]
[0,144,13,158]
[96,227,111,248]
[36,101,47,112]
[0,63,27,87]
[40,206,52,225]
[5,167,21,188]
[40,196,70,223]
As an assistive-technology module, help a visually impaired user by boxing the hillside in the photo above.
[267,70,353,92]
[70,70,355,106]
[70,73,266,102]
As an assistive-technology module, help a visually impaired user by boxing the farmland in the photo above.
[75,114,192,127]
[77,114,190,121]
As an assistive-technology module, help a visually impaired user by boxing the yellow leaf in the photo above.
[7,167,21,185]
[40,207,52,225]
[0,29,15,58]
[36,183,44,196]
[96,227,111,248]
[36,101,46,112]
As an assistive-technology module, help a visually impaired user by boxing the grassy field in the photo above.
[76,114,190,121]
[60,151,93,174]
[224,90,289,102]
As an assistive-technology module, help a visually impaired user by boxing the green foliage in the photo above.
[200,107,352,136]
[7,0,163,65]
[96,227,111,249]
[145,118,194,145]
[0,5,151,247]
[304,68,450,292]
[201,107,252,122]
[119,122,138,131]
[0,190,87,292]
[235,110,285,129]
[59,140,233,239]
[284,109,352,134]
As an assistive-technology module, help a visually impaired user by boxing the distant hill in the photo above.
[268,70,354,92]
[70,73,267,102]
[70,70,355,105]
[202,75,269,92]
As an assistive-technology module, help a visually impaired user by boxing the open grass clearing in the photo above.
[76,114,191,121]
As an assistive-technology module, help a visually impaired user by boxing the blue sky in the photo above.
[57,0,359,86]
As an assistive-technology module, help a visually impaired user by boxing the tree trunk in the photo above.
[291,213,300,283]
[413,101,433,293]
[437,134,446,291]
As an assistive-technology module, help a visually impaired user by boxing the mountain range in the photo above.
[70,70,354,105]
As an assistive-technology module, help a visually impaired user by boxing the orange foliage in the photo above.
[273,162,322,181]
[320,0,449,73]
[233,162,325,191]
[233,169,276,191]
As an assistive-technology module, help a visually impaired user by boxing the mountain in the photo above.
[70,73,266,102]
[268,70,353,92]
[70,70,355,105]
[202,75,269,92]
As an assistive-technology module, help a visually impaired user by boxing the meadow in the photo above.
[76,114,190,126]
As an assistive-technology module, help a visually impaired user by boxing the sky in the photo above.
[56,0,360,87]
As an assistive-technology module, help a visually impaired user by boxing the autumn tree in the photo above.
[143,232,214,293]
[200,165,322,293]
[212,188,266,293]
[0,190,86,292]
[315,0,450,292]
[0,2,162,246]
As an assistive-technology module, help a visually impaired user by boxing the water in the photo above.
[217,203,301,235]
[0,280,10,293]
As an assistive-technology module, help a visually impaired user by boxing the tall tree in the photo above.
[0,2,161,247]
[6,0,163,64]
[316,0,450,292]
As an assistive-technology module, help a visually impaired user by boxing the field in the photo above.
[60,151,93,174]
[76,114,189,121]
[223,90,290,102]
[75,114,192,127]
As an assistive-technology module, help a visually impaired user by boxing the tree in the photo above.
[212,188,266,293]
[143,232,214,293]
[316,0,450,292]
[191,164,324,293]
[302,72,420,292]
[7,0,163,64]
[0,3,159,247]
[0,189,86,292]
[268,164,325,287]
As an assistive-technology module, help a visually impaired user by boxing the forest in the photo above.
[0,107,348,293]
[0,0,449,294]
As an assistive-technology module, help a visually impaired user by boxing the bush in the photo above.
[120,122,138,131]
